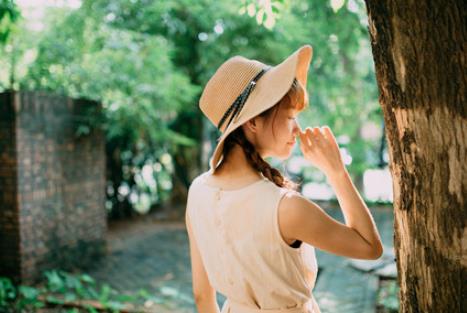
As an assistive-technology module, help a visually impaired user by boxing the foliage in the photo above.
[377,279,399,312]
[0,270,161,313]
[0,277,16,307]
[0,0,19,44]
[1,0,385,214]
[88,0,383,178]
[14,2,200,216]
[280,0,382,178]
[239,0,289,29]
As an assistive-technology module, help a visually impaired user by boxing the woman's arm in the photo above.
[185,210,220,313]
[327,167,383,252]
[278,126,383,259]
[304,126,382,254]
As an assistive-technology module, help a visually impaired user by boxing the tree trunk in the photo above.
[363,1,466,312]
[168,109,203,207]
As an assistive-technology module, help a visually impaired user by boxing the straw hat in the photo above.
[199,45,313,172]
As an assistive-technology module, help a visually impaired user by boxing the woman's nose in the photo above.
[293,120,301,135]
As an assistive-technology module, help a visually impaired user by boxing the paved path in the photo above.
[88,220,194,312]
[87,206,394,312]
[314,208,394,313]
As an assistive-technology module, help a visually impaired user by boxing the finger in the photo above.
[322,126,339,149]
[320,126,331,143]
[306,127,313,138]
[322,125,333,141]
[305,128,314,146]
[302,128,313,147]
[315,126,325,136]
[298,131,308,149]
[312,127,324,144]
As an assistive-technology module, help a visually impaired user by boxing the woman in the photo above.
[185,45,383,313]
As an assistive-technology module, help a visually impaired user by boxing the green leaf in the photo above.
[80,274,96,285]
[45,270,65,292]
[18,286,39,300]
[33,300,45,308]
[86,305,99,313]
[115,293,137,302]
[106,301,125,310]
[64,292,77,302]
[98,284,112,303]
[46,295,65,304]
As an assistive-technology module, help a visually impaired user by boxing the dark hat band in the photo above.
[217,67,270,131]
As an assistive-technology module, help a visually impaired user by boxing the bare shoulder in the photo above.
[277,191,319,244]
[279,188,337,245]
[278,191,323,227]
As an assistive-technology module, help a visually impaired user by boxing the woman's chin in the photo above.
[269,145,294,160]
[278,148,294,159]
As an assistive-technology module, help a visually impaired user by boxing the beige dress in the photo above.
[186,170,321,313]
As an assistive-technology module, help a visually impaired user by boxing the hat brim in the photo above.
[209,45,313,172]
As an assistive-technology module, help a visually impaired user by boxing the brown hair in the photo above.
[219,78,309,191]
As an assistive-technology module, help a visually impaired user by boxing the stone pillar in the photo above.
[0,91,107,283]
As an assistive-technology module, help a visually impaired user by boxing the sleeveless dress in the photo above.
[186,170,321,313]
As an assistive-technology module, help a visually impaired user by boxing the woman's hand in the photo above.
[297,126,346,176]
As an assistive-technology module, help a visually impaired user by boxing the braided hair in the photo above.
[219,78,308,191]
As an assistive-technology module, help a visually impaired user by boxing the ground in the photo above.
[85,205,395,313]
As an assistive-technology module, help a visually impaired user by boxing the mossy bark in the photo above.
[363,1,466,312]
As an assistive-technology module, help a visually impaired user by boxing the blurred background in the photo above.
[0,0,398,312]
[1,0,393,214]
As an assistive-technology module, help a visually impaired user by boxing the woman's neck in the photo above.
[212,144,262,179]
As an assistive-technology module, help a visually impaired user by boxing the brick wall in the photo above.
[0,91,107,283]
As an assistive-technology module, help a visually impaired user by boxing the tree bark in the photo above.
[363,1,466,312]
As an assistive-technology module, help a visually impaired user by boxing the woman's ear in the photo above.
[244,117,261,134]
